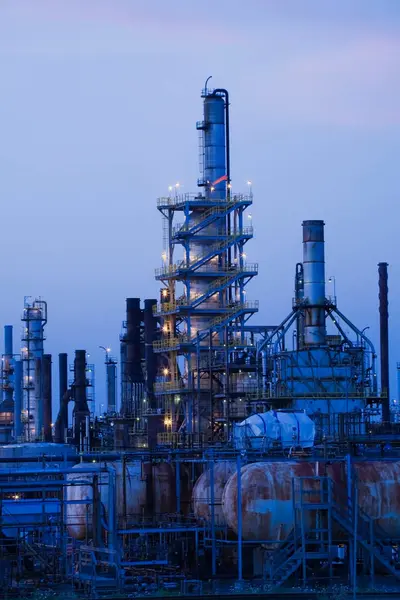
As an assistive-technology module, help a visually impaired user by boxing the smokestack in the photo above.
[43,354,52,442]
[123,298,144,415]
[378,262,390,422]
[144,299,158,409]
[13,360,22,439]
[106,360,117,413]
[58,353,68,441]
[73,350,90,446]
[302,220,326,345]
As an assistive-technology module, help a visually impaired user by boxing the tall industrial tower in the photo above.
[154,84,258,438]
[21,298,47,441]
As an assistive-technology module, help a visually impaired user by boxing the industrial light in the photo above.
[107,347,111,353]
[162,289,168,297]
[163,368,169,376]
[247,180,252,186]
[210,187,215,192]
[13,494,20,500]
[168,186,173,192]
[241,253,247,259]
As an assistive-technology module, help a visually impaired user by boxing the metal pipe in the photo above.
[295,263,304,350]
[58,353,68,440]
[378,262,390,422]
[43,354,52,442]
[144,299,158,409]
[13,360,22,439]
[3,325,13,405]
[72,350,89,446]
[35,357,43,438]
[302,220,326,345]
[236,453,243,581]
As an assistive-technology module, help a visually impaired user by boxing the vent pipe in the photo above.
[302,220,326,345]
[13,361,22,439]
[43,354,52,441]
[72,350,90,446]
[144,299,158,409]
[378,262,390,422]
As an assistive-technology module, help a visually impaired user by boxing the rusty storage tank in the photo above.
[327,460,400,537]
[222,461,317,544]
[151,462,175,515]
[66,461,147,539]
[193,462,236,525]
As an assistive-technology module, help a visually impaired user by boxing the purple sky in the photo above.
[0,0,399,412]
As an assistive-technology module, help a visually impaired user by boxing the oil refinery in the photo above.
[0,84,399,599]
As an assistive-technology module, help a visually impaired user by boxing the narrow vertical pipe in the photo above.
[144,299,158,409]
[397,362,400,405]
[43,354,52,442]
[3,326,13,405]
[210,455,216,576]
[378,262,390,422]
[175,460,181,514]
[13,361,22,439]
[294,263,304,350]
[35,357,43,439]
[302,220,326,345]
[236,453,242,581]
[59,353,68,438]
[106,361,117,413]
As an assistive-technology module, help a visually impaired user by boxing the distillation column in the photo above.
[302,220,326,346]
[21,299,47,440]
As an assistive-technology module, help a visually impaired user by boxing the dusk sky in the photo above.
[0,0,399,412]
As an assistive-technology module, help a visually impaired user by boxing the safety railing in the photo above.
[157,192,252,209]
[153,336,191,351]
[155,262,258,278]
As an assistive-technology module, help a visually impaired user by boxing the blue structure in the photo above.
[21,298,47,440]
[154,82,259,436]
[257,220,379,431]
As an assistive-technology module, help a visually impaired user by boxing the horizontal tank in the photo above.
[328,461,400,538]
[222,461,316,544]
[193,462,236,525]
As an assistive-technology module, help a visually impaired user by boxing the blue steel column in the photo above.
[203,94,226,199]
[106,360,117,413]
[13,360,22,439]
[4,326,13,405]
[302,220,326,345]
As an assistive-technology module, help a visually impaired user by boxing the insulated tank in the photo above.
[193,462,236,525]
[66,461,175,539]
[66,461,147,539]
[222,462,317,543]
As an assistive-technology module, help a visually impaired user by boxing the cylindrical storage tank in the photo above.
[152,462,175,515]
[193,462,236,525]
[222,462,316,544]
[328,461,400,538]
[66,461,147,540]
